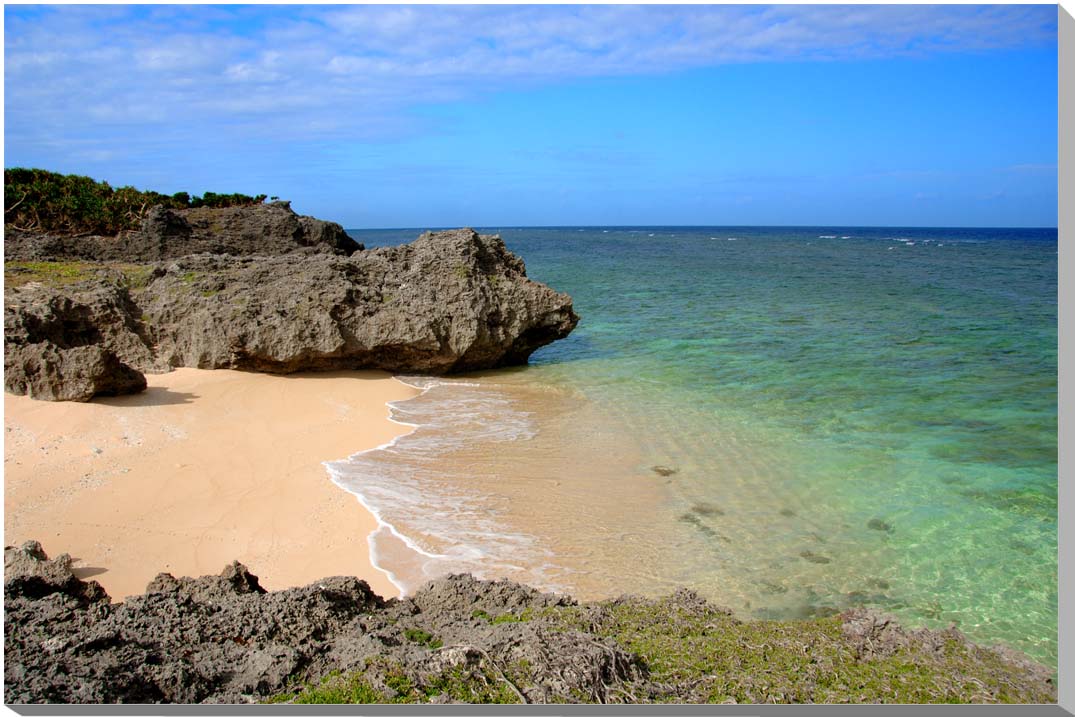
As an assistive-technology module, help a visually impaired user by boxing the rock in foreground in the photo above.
[3,542,1056,705]
[4,228,579,399]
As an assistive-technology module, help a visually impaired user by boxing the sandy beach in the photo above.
[3,368,419,600]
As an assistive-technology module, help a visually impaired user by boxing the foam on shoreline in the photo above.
[324,376,557,597]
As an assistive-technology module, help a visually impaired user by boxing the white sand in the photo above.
[4,368,419,600]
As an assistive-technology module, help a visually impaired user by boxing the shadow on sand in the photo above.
[94,387,198,408]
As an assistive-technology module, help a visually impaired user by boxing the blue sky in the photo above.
[4,4,1058,228]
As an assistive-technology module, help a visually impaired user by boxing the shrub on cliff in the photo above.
[4,168,267,235]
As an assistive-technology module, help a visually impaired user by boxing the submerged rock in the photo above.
[799,550,832,564]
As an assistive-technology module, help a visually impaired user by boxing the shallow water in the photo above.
[343,226,1057,667]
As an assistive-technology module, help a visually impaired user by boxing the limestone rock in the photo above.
[4,541,109,606]
[4,282,150,400]
[4,202,361,263]
[137,228,578,374]
[5,228,577,399]
[2,543,1057,705]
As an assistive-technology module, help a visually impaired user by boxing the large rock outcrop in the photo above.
[3,542,1056,705]
[4,228,579,399]
[138,228,578,374]
[4,201,361,263]
[4,282,151,401]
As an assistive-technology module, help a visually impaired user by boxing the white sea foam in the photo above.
[324,377,552,596]
[818,235,837,239]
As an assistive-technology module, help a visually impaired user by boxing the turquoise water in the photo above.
[347,226,1057,667]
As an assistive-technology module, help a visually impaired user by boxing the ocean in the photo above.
[335,226,1057,668]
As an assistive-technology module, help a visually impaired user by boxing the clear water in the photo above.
[343,226,1057,667]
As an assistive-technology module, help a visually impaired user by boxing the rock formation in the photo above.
[137,228,578,374]
[3,201,361,263]
[3,542,1056,705]
[4,283,150,401]
[5,213,579,400]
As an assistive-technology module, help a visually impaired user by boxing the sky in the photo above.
[3,4,1059,228]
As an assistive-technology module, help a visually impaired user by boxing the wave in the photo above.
[324,376,556,596]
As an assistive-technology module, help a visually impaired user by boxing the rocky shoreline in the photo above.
[3,541,1056,704]
[5,202,578,401]
[3,197,1058,705]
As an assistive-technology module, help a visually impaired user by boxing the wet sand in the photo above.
[4,368,419,600]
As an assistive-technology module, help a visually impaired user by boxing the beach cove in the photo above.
[4,368,417,600]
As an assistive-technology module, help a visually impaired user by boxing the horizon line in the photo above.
[345,223,1059,232]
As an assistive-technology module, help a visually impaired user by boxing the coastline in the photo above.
[3,367,419,600]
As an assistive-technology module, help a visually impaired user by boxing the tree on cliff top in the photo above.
[4,168,268,235]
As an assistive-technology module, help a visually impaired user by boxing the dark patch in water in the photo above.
[678,512,717,539]
[1008,538,1035,555]
[960,486,1057,518]
[919,601,944,620]
[651,465,678,477]
[799,551,832,564]
[867,518,894,533]
[779,508,796,518]
[756,603,840,620]
[691,502,724,516]
[758,580,788,595]
[866,577,891,590]
[930,440,1057,470]
[846,591,892,607]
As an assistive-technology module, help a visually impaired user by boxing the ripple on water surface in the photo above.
[344,226,1057,668]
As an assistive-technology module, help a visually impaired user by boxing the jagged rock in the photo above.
[166,204,361,258]
[4,202,361,263]
[2,544,1057,705]
[4,343,146,401]
[407,573,574,619]
[4,227,579,394]
[4,281,151,400]
[137,228,577,374]
[4,541,109,605]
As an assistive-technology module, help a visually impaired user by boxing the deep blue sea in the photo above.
[341,226,1057,668]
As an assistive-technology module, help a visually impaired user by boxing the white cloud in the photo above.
[4,4,1057,153]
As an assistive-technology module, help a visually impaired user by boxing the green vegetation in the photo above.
[267,660,523,705]
[4,167,268,235]
[262,597,1052,706]
[5,260,159,291]
[290,671,387,704]
[551,597,1053,704]
[3,260,93,287]
[422,665,522,704]
[470,608,535,625]
[402,628,443,649]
